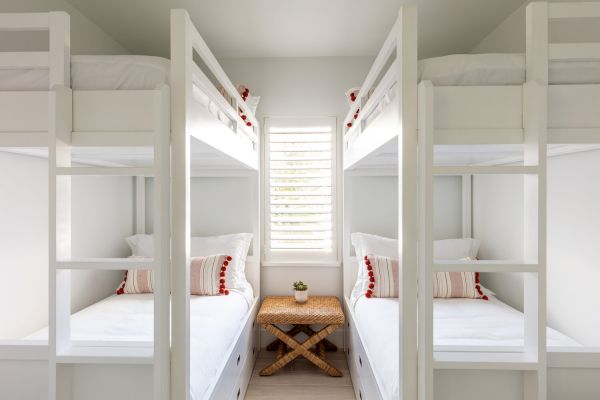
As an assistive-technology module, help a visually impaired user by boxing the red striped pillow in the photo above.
[190,254,231,296]
[116,254,232,296]
[364,254,399,298]
[433,271,488,300]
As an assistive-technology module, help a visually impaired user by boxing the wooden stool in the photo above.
[256,296,345,377]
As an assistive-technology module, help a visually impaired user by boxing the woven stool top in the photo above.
[257,296,344,325]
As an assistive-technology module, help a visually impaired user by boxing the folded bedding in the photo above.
[26,290,253,400]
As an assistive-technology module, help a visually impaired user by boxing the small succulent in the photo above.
[293,281,308,291]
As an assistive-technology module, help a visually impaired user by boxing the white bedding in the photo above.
[353,295,580,400]
[0,55,170,91]
[27,290,253,400]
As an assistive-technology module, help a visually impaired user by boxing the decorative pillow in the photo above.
[116,254,233,296]
[125,233,252,290]
[116,269,154,295]
[433,270,488,300]
[190,254,232,296]
[364,254,399,298]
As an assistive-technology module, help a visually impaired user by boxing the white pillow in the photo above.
[434,238,480,260]
[350,233,398,305]
[125,233,253,289]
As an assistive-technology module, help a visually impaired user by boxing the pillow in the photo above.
[433,270,488,300]
[116,254,233,296]
[364,254,399,298]
[350,233,398,303]
[434,238,480,260]
[190,254,231,296]
[125,233,252,289]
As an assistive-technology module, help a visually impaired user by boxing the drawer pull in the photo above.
[359,390,362,400]
[359,356,362,367]
[252,346,256,355]
[237,388,241,399]
[348,322,350,328]
[237,354,241,366]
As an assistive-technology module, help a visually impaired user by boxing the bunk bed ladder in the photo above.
[49,61,170,400]
[418,4,548,399]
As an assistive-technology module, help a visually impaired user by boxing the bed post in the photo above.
[397,3,418,400]
[47,11,71,400]
[171,9,193,400]
[524,2,548,399]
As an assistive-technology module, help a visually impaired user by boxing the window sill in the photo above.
[261,260,341,268]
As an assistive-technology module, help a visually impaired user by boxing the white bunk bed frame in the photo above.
[170,9,260,400]
[343,2,600,400]
[0,9,260,400]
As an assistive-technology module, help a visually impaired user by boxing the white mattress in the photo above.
[0,55,170,91]
[419,53,600,86]
[27,291,253,400]
[353,295,580,400]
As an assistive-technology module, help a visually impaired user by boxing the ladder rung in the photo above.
[433,261,540,273]
[56,345,154,365]
[432,165,539,175]
[55,167,154,176]
[55,258,154,270]
[433,351,539,371]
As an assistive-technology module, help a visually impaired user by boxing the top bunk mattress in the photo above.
[0,55,170,91]
[419,53,600,86]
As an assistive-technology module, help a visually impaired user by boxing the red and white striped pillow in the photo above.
[364,254,399,298]
[116,254,232,296]
[433,271,488,300]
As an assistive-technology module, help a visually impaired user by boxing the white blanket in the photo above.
[353,296,580,400]
[27,291,252,400]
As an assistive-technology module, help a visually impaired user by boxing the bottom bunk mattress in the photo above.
[27,290,253,400]
[353,295,580,399]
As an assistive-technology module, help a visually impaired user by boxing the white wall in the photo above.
[472,0,600,54]
[0,152,134,339]
[0,0,128,55]
[220,56,374,304]
[472,150,600,346]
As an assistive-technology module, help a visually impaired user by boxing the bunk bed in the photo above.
[0,9,260,400]
[343,2,600,400]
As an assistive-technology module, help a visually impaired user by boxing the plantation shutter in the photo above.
[265,117,336,258]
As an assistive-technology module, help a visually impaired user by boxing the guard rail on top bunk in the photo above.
[170,9,261,400]
[341,4,418,400]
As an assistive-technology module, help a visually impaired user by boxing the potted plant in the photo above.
[293,281,309,303]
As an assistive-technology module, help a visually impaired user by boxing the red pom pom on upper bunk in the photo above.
[369,276,375,283]
[369,283,374,289]
[241,115,247,120]
[367,265,373,271]
[354,114,358,120]
[220,271,225,277]
[223,260,229,266]
[246,122,252,127]
[347,122,353,128]
[226,256,232,261]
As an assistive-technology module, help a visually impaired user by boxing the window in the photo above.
[264,117,338,264]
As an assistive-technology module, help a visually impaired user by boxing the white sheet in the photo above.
[419,53,600,86]
[353,295,580,400]
[0,55,170,91]
[27,291,252,400]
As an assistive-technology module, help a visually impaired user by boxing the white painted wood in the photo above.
[0,51,49,68]
[549,42,600,61]
[398,5,419,400]
[48,12,70,89]
[418,80,435,400]
[0,13,49,30]
[433,165,539,175]
[433,261,539,273]
[55,346,154,365]
[135,177,146,235]
[435,129,524,145]
[152,83,171,400]
[170,10,193,400]
[461,175,472,238]
[55,167,154,176]
[548,2,600,19]
[433,352,538,371]
[55,258,155,270]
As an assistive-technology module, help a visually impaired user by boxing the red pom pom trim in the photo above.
[220,271,225,277]
[220,278,225,284]
[482,295,489,301]
[246,122,252,127]
[226,256,232,261]
[369,276,375,283]
[241,115,247,120]
[224,289,230,295]
[217,255,232,296]
[219,288,225,294]
[116,271,128,295]
[368,283,374,289]
[223,260,229,266]
[347,122,353,128]
[365,291,372,298]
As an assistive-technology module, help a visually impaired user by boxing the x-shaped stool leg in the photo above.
[260,323,342,377]
[265,324,338,352]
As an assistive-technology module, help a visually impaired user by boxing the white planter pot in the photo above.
[294,290,308,303]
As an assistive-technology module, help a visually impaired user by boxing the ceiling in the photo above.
[65,0,527,59]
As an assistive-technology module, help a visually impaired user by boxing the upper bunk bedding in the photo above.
[26,290,253,400]
[0,55,170,91]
